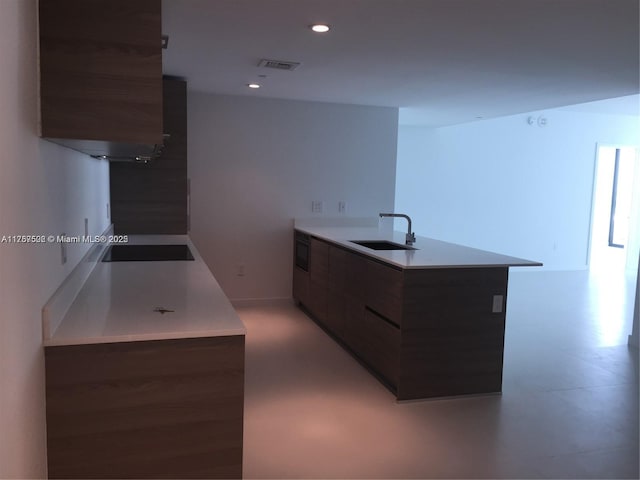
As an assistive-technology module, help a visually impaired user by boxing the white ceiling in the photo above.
[162,0,639,127]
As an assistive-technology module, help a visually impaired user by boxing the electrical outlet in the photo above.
[338,201,346,213]
[237,264,245,277]
[312,201,323,213]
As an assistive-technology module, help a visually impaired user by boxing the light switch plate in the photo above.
[492,295,503,313]
[312,201,323,213]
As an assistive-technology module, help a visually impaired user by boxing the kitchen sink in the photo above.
[349,240,416,251]
[102,244,195,262]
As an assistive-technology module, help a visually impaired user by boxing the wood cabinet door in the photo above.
[292,266,310,306]
[308,238,329,322]
[345,250,367,300]
[346,304,400,388]
[325,246,348,338]
[45,336,244,479]
[39,0,163,150]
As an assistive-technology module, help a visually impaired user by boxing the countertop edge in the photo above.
[295,226,543,269]
[43,326,247,347]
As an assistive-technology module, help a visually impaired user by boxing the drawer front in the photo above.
[365,260,403,326]
[347,305,400,388]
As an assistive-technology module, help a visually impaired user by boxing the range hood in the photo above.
[45,134,170,164]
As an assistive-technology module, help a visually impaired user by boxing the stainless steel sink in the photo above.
[349,240,416,251]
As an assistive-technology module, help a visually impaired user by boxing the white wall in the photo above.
[0,1,111,476]
[395,106,640,269]
[189,93,398,301]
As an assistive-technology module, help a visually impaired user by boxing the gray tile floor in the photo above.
[238,269,639,479]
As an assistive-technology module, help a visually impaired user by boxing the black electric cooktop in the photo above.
[102,244,195,262]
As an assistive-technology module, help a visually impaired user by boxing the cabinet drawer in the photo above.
[365,260,403,326]
[347,306,400,388]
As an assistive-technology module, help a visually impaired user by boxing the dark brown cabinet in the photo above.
[307,238,329,323]
[292,231,510,400]
[326,246,348,339]
[38,0,163,158]
[109,78,188,234]
[295,235,402,389]
[365,259,403,326]
[353,308,400,387]
[292,265,310,307]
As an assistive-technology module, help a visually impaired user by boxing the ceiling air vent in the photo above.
[258,59,301,71]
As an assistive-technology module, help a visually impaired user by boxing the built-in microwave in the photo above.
[295,232,310,272]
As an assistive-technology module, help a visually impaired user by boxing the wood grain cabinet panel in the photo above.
[349,308,400,388]
[398,267,508,399]
[325,246,348,338]
[110,78,188,234]
[326,288,346,339]
[45,336,244,479]
[39,0,163,156]
[292,230,511,400]
[365,259,403,326]
[308,238,329,323]
[309,238,329,285]
[293,266,310,307]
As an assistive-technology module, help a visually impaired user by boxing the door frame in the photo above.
[587,143,640,271]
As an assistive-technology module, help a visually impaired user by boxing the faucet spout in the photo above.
[379,212,416,245]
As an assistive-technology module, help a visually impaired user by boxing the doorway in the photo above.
[589,145,640,273]
[588,145,640,347]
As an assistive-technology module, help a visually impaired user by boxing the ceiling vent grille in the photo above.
[258,59,301,71]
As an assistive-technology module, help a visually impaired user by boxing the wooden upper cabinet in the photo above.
[38,0,163,157]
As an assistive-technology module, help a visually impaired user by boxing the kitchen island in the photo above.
[293,225,541,400]
[43,235,245,479]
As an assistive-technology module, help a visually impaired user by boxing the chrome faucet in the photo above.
[379,213,416,245]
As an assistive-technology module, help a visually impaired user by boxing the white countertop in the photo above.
[44,235,246,347]
[295,226,542,269]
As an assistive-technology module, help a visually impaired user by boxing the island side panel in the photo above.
[398,267,509,400]
[45,335,244,479]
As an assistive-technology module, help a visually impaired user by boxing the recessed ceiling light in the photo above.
[310,24,330,33]
[247,83,261,89]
